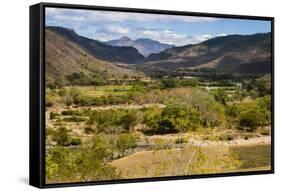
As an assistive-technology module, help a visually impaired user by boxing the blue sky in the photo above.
[46,7,271,46]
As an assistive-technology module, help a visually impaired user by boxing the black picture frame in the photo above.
[30,2,275,189]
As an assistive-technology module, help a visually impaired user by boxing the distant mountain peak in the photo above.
[119,36,132,41]
[106,37,175,57]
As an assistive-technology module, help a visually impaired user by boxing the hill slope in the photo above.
[46,28,143,85]
[142,33,271,74]
[47,26,145,64]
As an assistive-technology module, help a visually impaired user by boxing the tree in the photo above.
[121,111,139,131]
[214,89,228,105]
[240,109,264,131]
[189,90,225,128]
[116,133,137,156]
[161,78,177,88]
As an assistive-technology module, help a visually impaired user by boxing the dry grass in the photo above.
[111,145,241,179]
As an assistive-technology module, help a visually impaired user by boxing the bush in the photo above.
[260,129,270,136]
[214,89,228,105]
[61,110,75,115]
[219,134,234,141]
[116,133,137,155]
[84,127,95,134]
[189,90,226,128]
[143,105,201,134]
[50,112,60,120]
[46,95,55,107]
[53,128,71,146]
[46,140,119,183]
[240,109,263,131]
[161,78,177,88]
[175,137,189,144]
[120,111,140,131]
[61,110,82,116]
[70,138,82,146]
[63,116,86,122]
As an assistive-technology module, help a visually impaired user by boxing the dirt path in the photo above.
[187,136,271,147]
[47,103,166,112]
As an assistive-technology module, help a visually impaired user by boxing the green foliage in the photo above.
[175,136,189,144]
[144,105,200,134]
[49,112,60,120]
[214,89,228,105]
[46,140,119,183]
[66,72,107,86]
[61,110,76,115]
[46,95,55,107]
[189,90,225,128]
[161,78,177,88]
[162,105,201,132]
[219,134,234,141]
[180,78,198,87]
[120,111,140,131]
[52,127,71,146]
[63,116,86,122]
[239,96,271,131]
[260,129,270,135]
[116,133,137,154]
[70,138,82,146]
[90,109,141,133]
[240,109,265,131]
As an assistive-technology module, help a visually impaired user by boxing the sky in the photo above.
[46,7,271,46]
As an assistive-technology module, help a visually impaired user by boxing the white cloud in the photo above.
[45,8,226,46]
[46,8,220,24]
[104,26,130,35]
[94,25,227,46]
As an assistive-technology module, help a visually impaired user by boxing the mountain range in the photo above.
[141,32,271,74]
[106,36,174,57]
[46,26,272,80]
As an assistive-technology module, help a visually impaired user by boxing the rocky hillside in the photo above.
[142,33,271,74]
[46,28,143,85]
[47,26,145,64]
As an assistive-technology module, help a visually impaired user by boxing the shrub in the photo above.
[189,90,226,128]
[70,138,82,146]
[143,105,201,134]
[120,111,140,132]
[61,110,75,115]
[161,78,177,88]
[49,112,60,120]
[260,129,270,136]
[63,116,86,122]
[46,142,119,183]
[214,89,228,105]
[61,110,82,116]
[219,134,234,141]
[175,137,189,144]
[239,102,270,132]
[53,128,71,146]
[46,95,55,107]
[84,127,95,134]
[161,105,201,132]
[116,133,137,155]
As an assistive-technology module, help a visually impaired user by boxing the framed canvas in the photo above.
[30,2,274,188]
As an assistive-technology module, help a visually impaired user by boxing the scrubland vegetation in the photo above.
[45,73,272,183]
